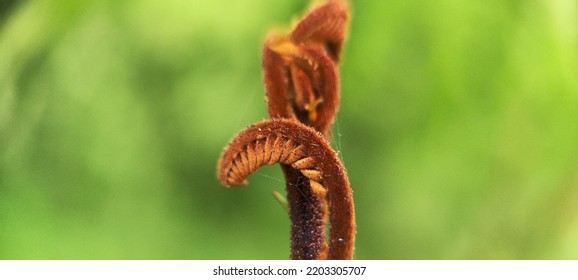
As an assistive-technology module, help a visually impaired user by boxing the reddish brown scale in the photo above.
[279,139,296,163]
[291,156,315,170]
[255,140,265,168]
[269,136,285,165]
[238,152,249,182]
[246,142,256,173]
[263,136,275,164]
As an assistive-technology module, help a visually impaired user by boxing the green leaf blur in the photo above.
[1,0,577,259]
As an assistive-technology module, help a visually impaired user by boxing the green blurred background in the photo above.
[1,0,578,259]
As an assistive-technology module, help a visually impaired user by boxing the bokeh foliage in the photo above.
[1,0,577,259]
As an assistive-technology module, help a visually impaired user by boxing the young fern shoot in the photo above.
[217,0,355,260]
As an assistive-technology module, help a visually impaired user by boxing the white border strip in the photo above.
[0,260,577,280]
